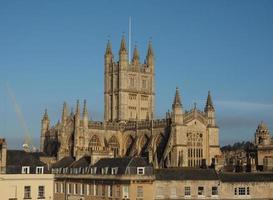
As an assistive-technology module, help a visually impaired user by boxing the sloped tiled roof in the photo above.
[155,167,218,180]
[93,157,149,175]
[6,150,47,174]
[51,156,75,168]
[69,156,91,168]
[7,150,46,166]
[219,172,273,182]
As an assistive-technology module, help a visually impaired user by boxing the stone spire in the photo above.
[105,40,112,56]
[132,45,140,65]
[172,87,182,109]
[146,40,154,69]
[147,41,154,58]
[75,100,80,116]
[42,108,49,121]
[75,100,81,127]
[119,35,128,68]
[172,87,183,125]
[83,99,88,117]
[119,35,127,54]
[61,102,68,123]
[83,99,89,129]
[204,91,215,112]
[205,91,216,126]
[41,109,50,152]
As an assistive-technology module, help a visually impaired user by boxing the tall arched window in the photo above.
[89,135,101,151]
[108,136,120,157]
[187,132,203,167]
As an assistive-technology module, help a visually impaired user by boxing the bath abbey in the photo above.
[40,36,220,168]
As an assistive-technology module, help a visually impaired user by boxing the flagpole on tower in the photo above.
[129,16,132,64]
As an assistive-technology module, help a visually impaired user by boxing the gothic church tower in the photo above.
[104,36,155,122]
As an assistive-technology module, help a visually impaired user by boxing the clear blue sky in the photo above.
[1,0,273,149]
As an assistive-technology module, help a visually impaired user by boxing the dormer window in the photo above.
[93,167,97,174]
[36,166,44,174]
[22,166,30,174]
[111,167,118,175]
[137,167,145,175]
[102,167,109,175]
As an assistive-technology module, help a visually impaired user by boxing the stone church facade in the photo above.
[40,36,220,168]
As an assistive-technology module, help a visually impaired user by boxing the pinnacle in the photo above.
[258,121,268,131]
[43,108,49,120]
[205,91,215,112]
[119,35,127,54]
[83,99,88,116]
[76,100,80,115]
[62,101,68,121]
[132,45,140,63]
[62,101,68,112]
[147,40,154,57]
[105,40,112,55]
[172,87,182,108]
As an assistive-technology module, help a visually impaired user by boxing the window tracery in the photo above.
[187,132,203,167]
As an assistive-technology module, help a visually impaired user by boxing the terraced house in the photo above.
[52,156,273,200]
[0,138,54,200]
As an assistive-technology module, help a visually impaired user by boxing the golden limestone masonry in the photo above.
[40,36,220,168]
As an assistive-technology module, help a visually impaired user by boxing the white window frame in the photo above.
[60,183,64,193]
[38,185,45,199]
[36,166,44,174]
[238,187,246,195]
[108,185,113,197]
[234,186,250,197]
[137,167,145,175]
[86,184,90,196]
[24,185,31,199]
[22,166,30,174]
[74,184,77,195]
[94,184,97,196]
[102,167,108,174]
[111,167,118,175]
[185,186,191,197]
[55,182,58,193]
[80,184,84,195]
[67,183,72,194]
[122,185,129,199]
[212,186,218,197]
[137,185,144,199]
[198,186,204,197]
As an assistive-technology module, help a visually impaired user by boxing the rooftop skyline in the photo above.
[1,0,273,149]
